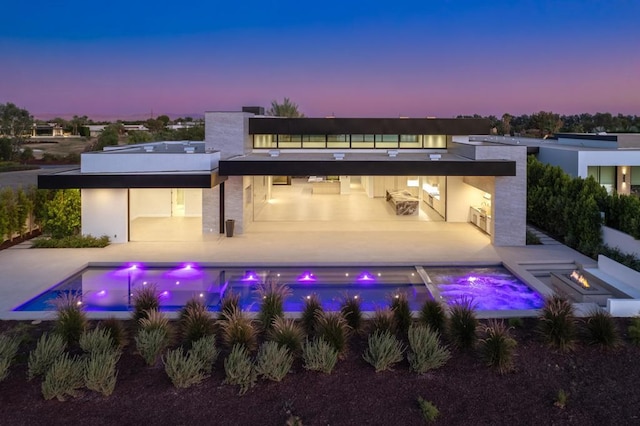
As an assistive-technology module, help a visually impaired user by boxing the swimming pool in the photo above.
[14,264,544,312]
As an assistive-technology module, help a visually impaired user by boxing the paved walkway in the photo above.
[527,225,562,245]
[0,222,598,320]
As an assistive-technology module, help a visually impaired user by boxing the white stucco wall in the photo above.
[81,189,128,243]
[81,151,219,173]
[577,150,640,178]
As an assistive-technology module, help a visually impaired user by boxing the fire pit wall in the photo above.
[550,269,628,306]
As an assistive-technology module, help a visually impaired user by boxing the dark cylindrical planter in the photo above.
[225,219,235,237]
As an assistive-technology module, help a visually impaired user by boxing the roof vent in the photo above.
[429,154,441,161]
[268,150,280,157]
[143,145,154,152]
[333,153,345,160]
[387,150,398,158]
[184,146,195,154]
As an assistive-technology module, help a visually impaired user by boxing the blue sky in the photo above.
[1,0,638,118]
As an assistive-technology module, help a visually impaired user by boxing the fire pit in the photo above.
[550,270,612,305]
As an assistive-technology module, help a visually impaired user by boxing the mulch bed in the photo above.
[0,230,40,251]
[1,318,639,426]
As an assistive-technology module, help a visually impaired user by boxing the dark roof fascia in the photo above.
[38,171,227,189]
[249,118,490,135]
[219,159,515,177]
[555,133,618,142]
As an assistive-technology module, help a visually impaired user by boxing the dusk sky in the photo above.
[1,0,638,119]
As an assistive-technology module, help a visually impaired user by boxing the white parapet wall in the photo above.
[602,226,640,257]
[585,255,640,317]
[81,189,128,243]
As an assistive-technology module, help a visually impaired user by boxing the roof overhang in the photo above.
[219,154,515,176]
[249,117,491,135]
[38,170,227,189]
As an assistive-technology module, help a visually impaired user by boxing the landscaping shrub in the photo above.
[362,330,405,372]
[302,337,339,374]
[417,397,439,423]
[316,311,350,356]
[135,328,169,366]
[480,320,517,374]
[508,317,524,329]
[131,284,160,322]
[100,317,127,349]
[219,290,241,320]
[41,353,85,401]
[268,317,305,355]
[584,310,620,348]
[526,230,541,245]
[178,296,208,322]
[301,293,323,336]
[31,234,110,248]
[554,389,568,409]
[418,299,446,334]
[390,291,413,334]
[164,347,207,389]
[28,332,67,380]
[52,293,88,346]
[447,298,478,349]
[138,309,171,334]
[255,278,291,331]
[189,335,219,374]
[538,294,576,351]
[79,328,114,355]
[407,325,450,374]
[628,317,640,346]
[84,349,120,396]
[340,294,363,333]
[180,304,215,344]
[0,334,20,382]
[218,307,257,351]
[255,341,293,382]
[370,306,397,334]
[224,344,256,395]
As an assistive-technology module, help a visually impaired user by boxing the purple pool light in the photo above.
[357,272,375,282]
[298,272,316,282]
[97,290,107,296]
[241,271,259,282]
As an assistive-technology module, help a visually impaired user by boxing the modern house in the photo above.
[477,133,640,196]
[39,108,528,246]
[31,123,65,138]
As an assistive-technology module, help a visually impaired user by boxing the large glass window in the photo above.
[351,134,375,148]
[253,134,276,148]
[587,166,616,193]
[399,135,421,148]
[327,134,349,148]
[277,134,302,148]
[423,135,446,148]
[302,135,326,148]
[375,135,399,148]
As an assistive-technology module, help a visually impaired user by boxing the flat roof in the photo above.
[219,152,515,176]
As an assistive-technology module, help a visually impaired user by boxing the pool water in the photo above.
[14,264,544,312]
[425,267,545,310]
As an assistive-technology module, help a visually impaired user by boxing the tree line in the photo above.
[458,111,640,139]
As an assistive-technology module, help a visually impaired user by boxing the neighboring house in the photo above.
[477,133,640,196]
[39,107,527,246]
[31,123,65,138]
[167,122,197,130]
[87,125,107,137]
[87,124,149,137]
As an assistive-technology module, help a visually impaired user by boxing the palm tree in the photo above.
[266,98,305,117]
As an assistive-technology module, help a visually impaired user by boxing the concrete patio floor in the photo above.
[0,222,598,320]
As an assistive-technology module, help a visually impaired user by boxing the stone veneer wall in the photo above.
[204,112,255,235]
[474,144,527,246]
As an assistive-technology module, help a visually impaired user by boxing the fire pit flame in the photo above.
[569,270,590,289]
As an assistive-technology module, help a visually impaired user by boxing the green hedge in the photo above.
[31,234,110,248]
